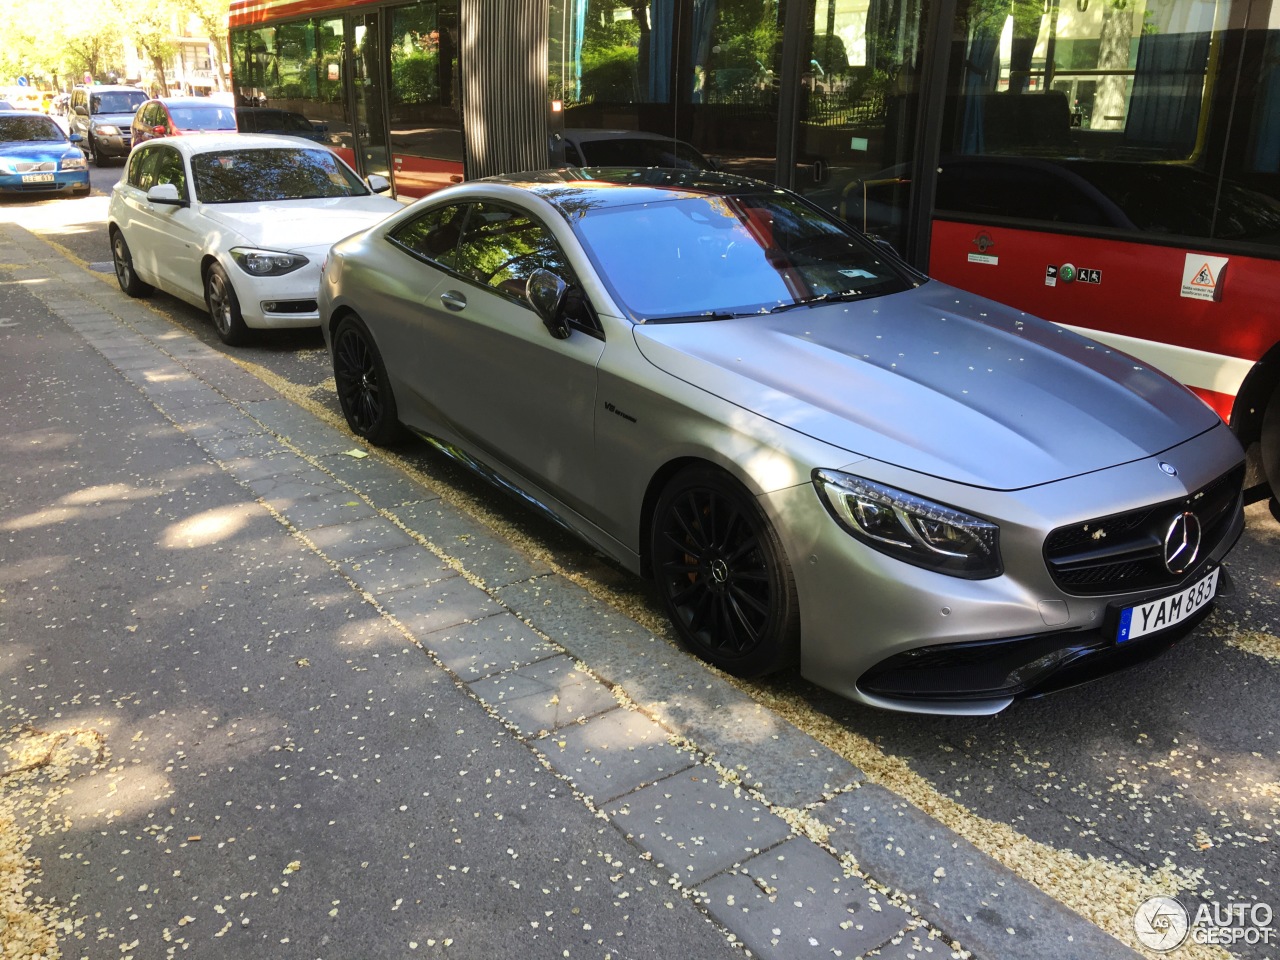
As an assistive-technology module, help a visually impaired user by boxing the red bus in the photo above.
[228,0,1280,498]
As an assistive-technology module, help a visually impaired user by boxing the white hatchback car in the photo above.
[107,134,403,345]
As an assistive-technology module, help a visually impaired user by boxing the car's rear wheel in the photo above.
[651,466,799,678]
[333,313,405,446]
[110,229,152,297]
[204,263,250,346]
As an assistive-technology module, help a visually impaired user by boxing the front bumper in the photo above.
[0,171,90,194]
[91,132,132,157]
[770,423,1245,715]
[235,260,323,330]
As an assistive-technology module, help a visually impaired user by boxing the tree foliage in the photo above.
[0,0,229,90]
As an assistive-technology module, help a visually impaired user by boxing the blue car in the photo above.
[0,111,90,197]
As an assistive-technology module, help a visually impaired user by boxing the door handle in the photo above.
[439,290,467,311]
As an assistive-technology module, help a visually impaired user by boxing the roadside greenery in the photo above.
[0,0,230,93]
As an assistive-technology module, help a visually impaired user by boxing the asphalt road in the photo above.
[7,174,1279,955]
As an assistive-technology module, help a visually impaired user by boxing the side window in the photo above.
[128,146,158,189]
[453,202,576,303]
[388,203,468,268]
[152,147,187,197]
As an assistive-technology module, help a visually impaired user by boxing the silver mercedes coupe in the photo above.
[320,168,1245,715]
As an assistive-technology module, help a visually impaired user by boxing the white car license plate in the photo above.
[22,173,55,183]
[1116,567,1218,643]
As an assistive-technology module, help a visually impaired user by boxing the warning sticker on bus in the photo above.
[1181,254,1229,301]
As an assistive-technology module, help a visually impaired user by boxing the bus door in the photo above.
[347,12,393,186]
[786,0,939,262]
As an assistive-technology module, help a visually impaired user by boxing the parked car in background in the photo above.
[69,84,147,165]
[551,128,717,170]
[0,110,89,197]
[235,107,327,143]
[132,97,238,146]
[319,167,1245,714]
[107,134,403,345]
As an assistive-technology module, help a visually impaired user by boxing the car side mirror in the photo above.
[147,183,185,205]
[706,156,722,171]
[367,173,391,194]
[527,268,570,340]
[74,105,88,116]
[68,133,82,143]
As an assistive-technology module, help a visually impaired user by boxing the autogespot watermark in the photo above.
[1134,896,1276,952]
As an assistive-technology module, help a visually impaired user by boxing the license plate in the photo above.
[22,173,55,183]
[1116,567,1218,643]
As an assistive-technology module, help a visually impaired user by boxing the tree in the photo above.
[180,0,232,92]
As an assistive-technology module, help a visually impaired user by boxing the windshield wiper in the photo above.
[768,282,903,314]
[646,310,750,323]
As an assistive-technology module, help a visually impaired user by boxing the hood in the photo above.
[0,141,75,162]
[632,283,1221,490]
[199,197,403,253]
[93,112,138,125]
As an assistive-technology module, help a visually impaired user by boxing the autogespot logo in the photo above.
[1135,897,1190,952]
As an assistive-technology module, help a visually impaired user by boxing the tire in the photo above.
[89,135,105,166]
[651,466,800,678]
[204,262,250,346]
[110,229,152,297]
[1261,381,1280,506]
[332,313,406,446]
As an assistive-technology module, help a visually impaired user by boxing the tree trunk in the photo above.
[151,54,170,96]
[1093,0,1134,131]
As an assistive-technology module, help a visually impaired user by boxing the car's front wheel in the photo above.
[110,229,152,297]
[651,466,799,678]
[204,263,250,346]
[89,135,105,166]
[332,313,405,446]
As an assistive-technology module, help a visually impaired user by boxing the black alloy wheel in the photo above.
[651,467,799,677]
[111,229,152,297]
[332,314,405,446]
[204,263,250,346]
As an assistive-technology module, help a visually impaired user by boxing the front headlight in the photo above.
[230,248,309,277]
[61,155,87,171]
[813,470,1001,578]
[95,124,121,136]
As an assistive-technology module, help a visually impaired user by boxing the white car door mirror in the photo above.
[367,174,391,194]
[147,183,184,205]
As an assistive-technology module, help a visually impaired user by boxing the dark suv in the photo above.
[69,85,147,165]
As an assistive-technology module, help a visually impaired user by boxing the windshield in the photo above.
[191,147,368,203]
[0,116,65,142]
[91,91,146,114]
[573,192,912,321]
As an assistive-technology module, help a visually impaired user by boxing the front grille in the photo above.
[1044,464,1244,595]
[15,161,55,173]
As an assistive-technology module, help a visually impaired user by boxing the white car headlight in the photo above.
[61,155,87,171]
[95,124,121,136]
[230,248,309,277]
[813,470,1002,579]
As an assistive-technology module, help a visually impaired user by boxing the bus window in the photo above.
[387,1,464,199]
